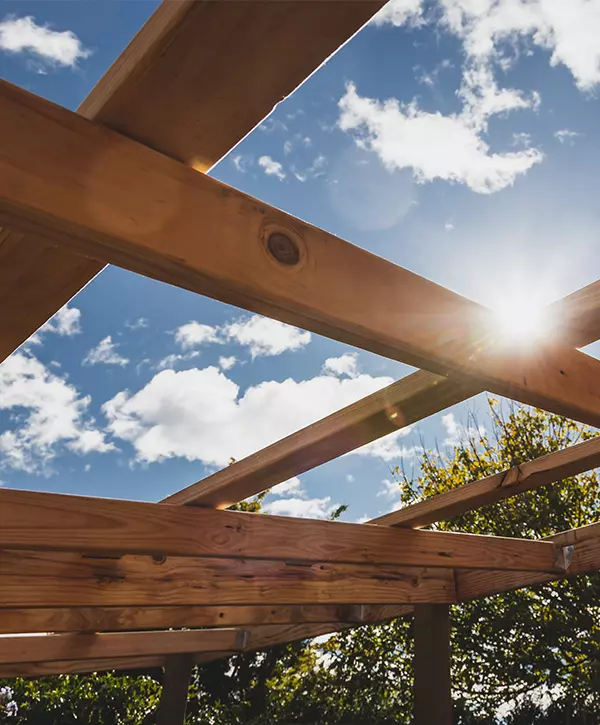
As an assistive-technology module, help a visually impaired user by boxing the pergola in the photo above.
[0,2,599,723]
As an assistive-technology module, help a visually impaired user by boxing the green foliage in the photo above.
[2,402,598,724]
[0,673,160,724]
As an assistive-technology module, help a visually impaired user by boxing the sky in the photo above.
[0,0,599,523]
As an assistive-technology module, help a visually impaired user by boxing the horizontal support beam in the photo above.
[0,604,412,635]
[0,488,561,573]
[1,0,384,362]
[457,521,600,600]
[166,371,479,508]
[0,549,457,607]
[0,655,167,679]
[0,628,243,666]
[373,436,600,528]
[1,80,599,427]
[0,618,376,678]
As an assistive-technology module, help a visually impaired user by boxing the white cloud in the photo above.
[339,81,542,194]
[439,0,600,91]
[377,478,401,499]
[263,495,338,519]
[292,154,328,183]
[174,322,220,350]
[445,221,455,231]
[41,305,82,337]
[352,429,419,462]
[554,128,583,144]
[125,318,149,331]
[102,366,395,467]
[155,351,200,371]
[441,412,485,447]
[372,0,423,27]
[322,353,359,378]
[375,478,405,513]
[269,476,305,497]
[83,336,129,367]
[258,155,286,180]
[283,140,293,155]
[346,473,355,483]
[218,356,237,371]
[222,315,311,358]
[0,15,91,67]
[0,352,114,474]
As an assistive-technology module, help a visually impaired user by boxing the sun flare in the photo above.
[491,295,554,346]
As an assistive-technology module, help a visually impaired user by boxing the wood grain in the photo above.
[2,81,599,427]
[0,0,383,363]
[414,605,452,725]
[456,522,600,600]
[0,604,413,635]
[156,654,193,725]
[0,550,457,607]
[0,488,561,573]
[0,628,242,665]
[373,436,600,528]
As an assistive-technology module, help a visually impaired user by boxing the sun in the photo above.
[490,294,554,347]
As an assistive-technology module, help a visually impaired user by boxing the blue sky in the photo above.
[0,0,599,522]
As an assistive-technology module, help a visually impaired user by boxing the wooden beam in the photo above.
[0,655,167,678]
[0,628,242,665]
[0,488,562,573]
[456,521,600,600]
[2,82,600,427]
[551,279,600,349]
[0,549,457,607]
[0,604,412,635]
[0,623,408,677]
[373,436,600,528]
[0,0,384,361]
[156,654,194,725]
[414,604,452,725]
[165,371,478,508]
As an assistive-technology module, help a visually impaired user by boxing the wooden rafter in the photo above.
[373,435,600,528]
[0,0,384,363]
[0,488,562,573]
[1,81,599,428]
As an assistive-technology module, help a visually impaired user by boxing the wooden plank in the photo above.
[0,550,457,607]
[0,0,383,362]
[552,279,600,349]
[413,604,452,725]
[0,655,167,678]
[373,436,600,528]
[0,604,412,635]
[2,82,600,427]
[0,621,375,678]
[457,522,600,600]
[0,628,242,665]
[0,488,561,573]
[156,654,193,725]
[166,371,479,508]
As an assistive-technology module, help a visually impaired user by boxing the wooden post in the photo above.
[156,654,194,725]
[413,604,452,724]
